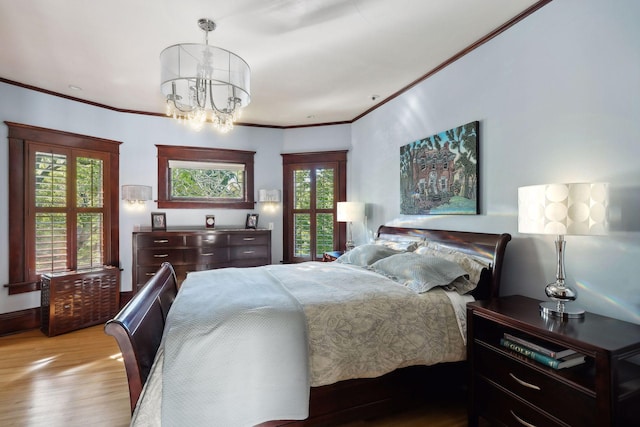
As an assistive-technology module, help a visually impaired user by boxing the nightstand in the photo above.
[467,295,640,427]
[322,251,344,262]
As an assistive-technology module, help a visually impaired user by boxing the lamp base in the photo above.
[345,240,355,252]
[539,300,585,320]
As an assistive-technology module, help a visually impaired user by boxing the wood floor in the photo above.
[0,325,469,427]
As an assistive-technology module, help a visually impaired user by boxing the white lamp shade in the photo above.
[337,202,365,222]
[518,183,608,235]
[122,185,152,202]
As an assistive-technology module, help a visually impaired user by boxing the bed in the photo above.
[105,226,511,426]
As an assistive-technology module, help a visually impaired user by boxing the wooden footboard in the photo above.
[104,262,177,413]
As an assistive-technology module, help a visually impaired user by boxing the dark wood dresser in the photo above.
[467,295,640,427]
[41,266,120,336]
[132,226,272,292]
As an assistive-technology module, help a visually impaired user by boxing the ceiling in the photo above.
[0,0,545,128]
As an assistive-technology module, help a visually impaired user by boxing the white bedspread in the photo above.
[132,262,469,426]
[160,267,309,427]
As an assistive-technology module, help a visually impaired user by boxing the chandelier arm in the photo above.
[167,81,195,113]
[207,83,235,116]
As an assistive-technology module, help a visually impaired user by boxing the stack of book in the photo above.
[499,332,586,369]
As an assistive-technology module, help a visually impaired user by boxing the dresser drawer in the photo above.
[194,247,230,264]
[475,343,595,426]
[137,248,185,265]
[136,235,184,248]
[230,245,269,261]
[185,234,228,247]
[475,377,569,427]
[136,266,162,284]
[229,233,270,246]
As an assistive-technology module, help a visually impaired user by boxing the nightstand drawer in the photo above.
[475,343,595,425]
[476,377,569,427]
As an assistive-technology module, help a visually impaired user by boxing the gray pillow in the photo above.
[335,244,400,267]
[369,252,469,293]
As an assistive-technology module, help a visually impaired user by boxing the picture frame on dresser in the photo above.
[151,212,166,230]
[245,213,259,229]
[205,215,215,229]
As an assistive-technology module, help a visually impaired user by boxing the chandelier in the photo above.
[160,18,251,133]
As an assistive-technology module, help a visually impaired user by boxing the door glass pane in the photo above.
[293,169,311,209]
[77,213,104,269]
[35,152,67,207]
[316,168,334,209]
[35,213,67,273]
[316,213,334,256]
[77,157,104,208]
[294,213,311,257]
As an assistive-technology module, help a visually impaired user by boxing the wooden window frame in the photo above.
[282,151,347,263]
[4,122,121,295]
[156,145,255,209]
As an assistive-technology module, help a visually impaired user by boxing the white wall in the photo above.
[1,0,638,324]
[350,0,640,324]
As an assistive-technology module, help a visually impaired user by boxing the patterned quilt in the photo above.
[132,262,470,426]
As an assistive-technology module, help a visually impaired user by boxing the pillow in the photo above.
[415,242,489,285]
[335,244,400,267]
[374,238,421,252]
[368,252,469,293]
[442,276,476,295]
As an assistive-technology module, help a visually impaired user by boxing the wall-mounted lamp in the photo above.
[337,201,365,251]
[258,189,281,203]
[122,185,152,205]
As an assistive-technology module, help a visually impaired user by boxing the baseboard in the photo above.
[0,307,40,336]
[1,291,131,336]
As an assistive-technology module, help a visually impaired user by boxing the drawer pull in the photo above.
[509,373,541,391]
[145,273,156,277]
[243,250,255,254]
[201,252,215,256]
[63,304,71,309]
[153,254,169,258]
[153,239,169,243]
[243,237,256,241]
[510,410,537,427]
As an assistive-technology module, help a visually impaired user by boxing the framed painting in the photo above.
[400,121,479,215]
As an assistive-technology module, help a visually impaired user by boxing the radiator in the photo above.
[40,266,120,336]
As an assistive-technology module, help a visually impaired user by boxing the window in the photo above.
[5,122,120,294]
[282,151,347,262]
[156,145,255,209]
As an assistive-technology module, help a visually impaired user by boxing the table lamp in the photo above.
[337,202,365,251]
[518,183,608,319]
